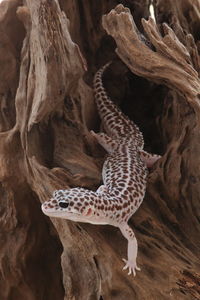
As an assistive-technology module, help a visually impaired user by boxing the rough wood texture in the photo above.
[0,0,199,299]
[102,4,200,103]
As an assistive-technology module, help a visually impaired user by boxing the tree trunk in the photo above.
[0,0,199,299]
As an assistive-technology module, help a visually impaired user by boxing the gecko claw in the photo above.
[122,258,140,276]
[90,130,96,136]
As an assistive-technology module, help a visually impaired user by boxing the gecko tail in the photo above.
[93,62,144,148]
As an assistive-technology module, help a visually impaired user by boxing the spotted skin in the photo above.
[94,63,144,148]
[42,63,161,276]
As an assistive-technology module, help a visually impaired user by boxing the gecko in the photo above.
[41,62,161,276]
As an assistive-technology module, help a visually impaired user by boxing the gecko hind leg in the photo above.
[139,150,161,168]
[90,130,118,153]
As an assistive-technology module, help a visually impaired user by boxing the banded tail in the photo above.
[93,63,144,148]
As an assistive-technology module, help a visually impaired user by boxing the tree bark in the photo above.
[0,0,199,299]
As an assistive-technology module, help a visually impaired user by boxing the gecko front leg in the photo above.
[119,223,141,276]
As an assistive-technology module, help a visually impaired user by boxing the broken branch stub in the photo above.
[102,4,200,105]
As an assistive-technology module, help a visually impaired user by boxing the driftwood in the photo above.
[0,0,200,299]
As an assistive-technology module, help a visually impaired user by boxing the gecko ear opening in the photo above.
[83,207,93,217]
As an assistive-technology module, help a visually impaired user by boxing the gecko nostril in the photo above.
[59,202,69,208]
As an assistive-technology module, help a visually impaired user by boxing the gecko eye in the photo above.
[59,202,69,208]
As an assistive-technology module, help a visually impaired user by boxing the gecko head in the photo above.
[41,188,95,222]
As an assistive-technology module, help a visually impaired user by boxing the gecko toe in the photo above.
[122,258,139,276]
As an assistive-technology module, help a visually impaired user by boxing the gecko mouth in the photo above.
[41,204,81,217]
[41,205,57,215]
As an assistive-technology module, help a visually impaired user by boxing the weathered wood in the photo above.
[102,4,200,104]
[0,0,200,299]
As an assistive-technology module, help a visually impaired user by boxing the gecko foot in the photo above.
[122,258,141,276]
[96,185,108,194]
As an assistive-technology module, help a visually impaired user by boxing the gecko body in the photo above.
[42,63,161,275]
